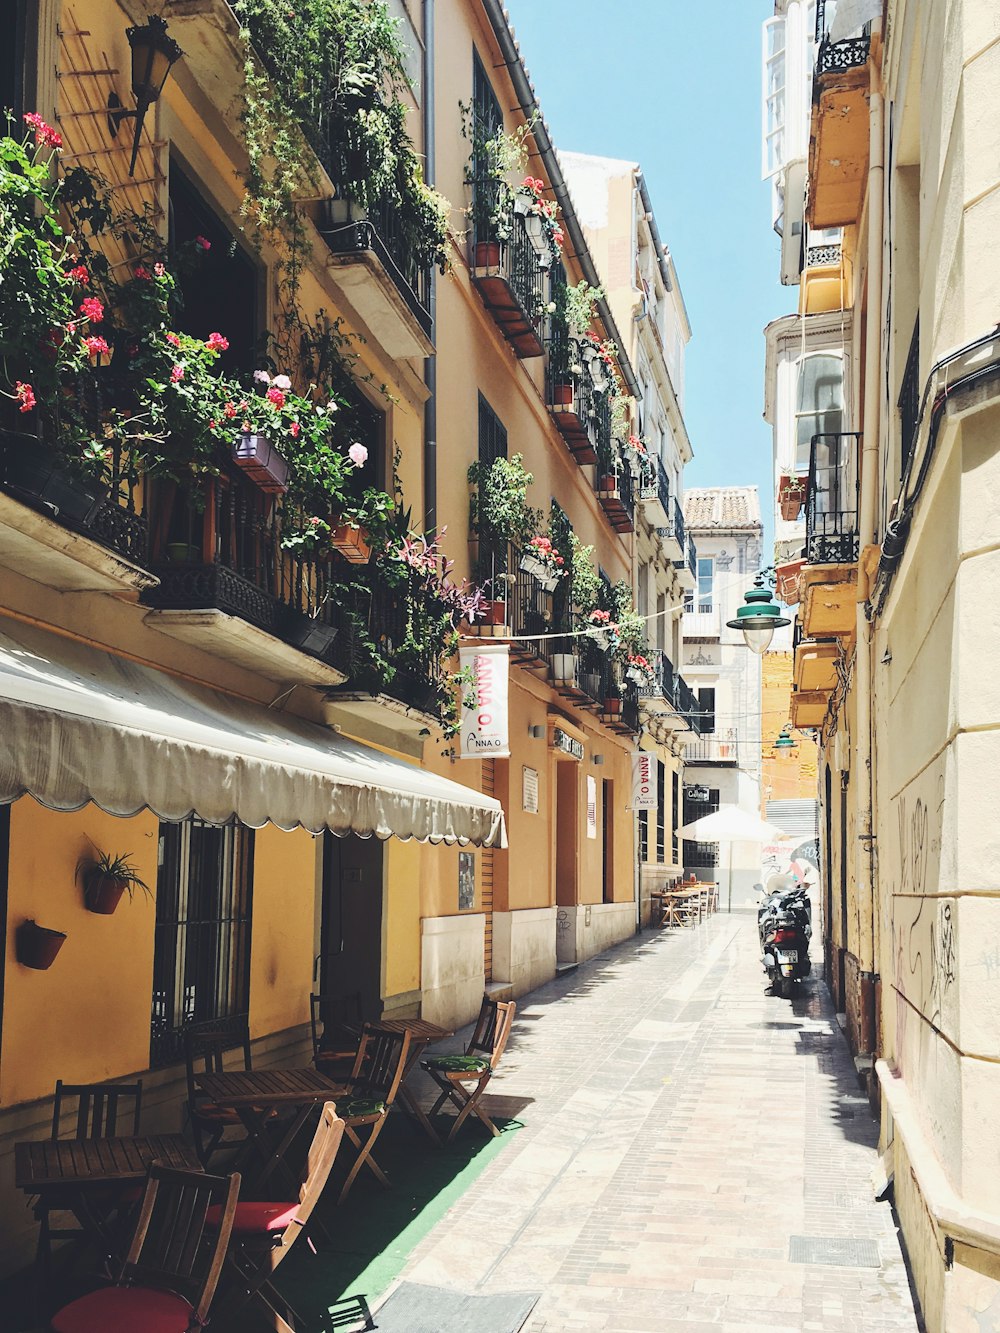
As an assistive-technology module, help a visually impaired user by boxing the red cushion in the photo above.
[206,1199,299,1235]
[51,1286,196,1333]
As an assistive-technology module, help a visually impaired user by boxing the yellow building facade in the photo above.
[0,0,671,1274]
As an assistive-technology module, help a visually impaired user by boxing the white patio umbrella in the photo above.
[677,805,794,912]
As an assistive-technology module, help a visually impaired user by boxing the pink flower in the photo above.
[253,369,271,384]
[68,264,89,285]
[84,336,110,358]
[266,387,286,408]
[223,401,238,419]
[23,112,62,149]
[170,364,184,383]
[195,235,211,251]
[590,609,611,623]
[348,442,368,468]
[15,382,35,413]
[79,297,104,323]
[272,374,292,390]
[134,265,151,280]
[209,420,217,430]
[290,421,301,439]
[205,332,229,353]
[165,331,181,347]
[153,262,166,277]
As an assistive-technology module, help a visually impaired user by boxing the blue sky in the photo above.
[506,1,790,541]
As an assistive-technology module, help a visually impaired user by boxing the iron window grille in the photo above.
[805,432,861,565]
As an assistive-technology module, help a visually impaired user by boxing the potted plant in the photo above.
[330,519,372,563]
[551,653,578,685]
[519,535,566,592]
[625,653,656,688]
[468,452,542,575]
[80,849,153,915]
[16,920,67,970]
[778,471,808,521]
[586,609,614,652]
[603,694,622,716]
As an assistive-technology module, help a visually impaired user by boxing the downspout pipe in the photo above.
[855,81,884,1004]
[422,0,437,532]
[635,172,673,294]
[479,0,641,403]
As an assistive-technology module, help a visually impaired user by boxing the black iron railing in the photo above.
[320,190,432,337]
[815,0,871,74]
[577,637,610,708]
[637,649,675,702]
[621,685,641,735]
[676,674,704,734]
[805,432,861,564]
[656,457,671,515]
[686,534,697,581]
[898,319,920,472]
[471,186,547,331]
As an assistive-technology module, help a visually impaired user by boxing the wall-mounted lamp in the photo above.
[108,14,183,177]
[592,754,605,766]
[773,725,798,760]
[528,724,546,739]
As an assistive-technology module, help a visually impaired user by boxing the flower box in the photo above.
[777,472,808,522]
[597,474,617,494]
[775,559,805,606]
[16,920,66,970]
[519,551,548,580]
[232,432,289,495]
[330,522,372,564]
[0,432,108,525]
[579,671,602,698]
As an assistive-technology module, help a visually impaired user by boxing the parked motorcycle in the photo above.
[758,877,812,996]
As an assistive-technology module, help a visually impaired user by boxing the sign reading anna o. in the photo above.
[458,643,510,758]
[631,752,658,810]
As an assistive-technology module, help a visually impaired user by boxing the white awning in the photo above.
[0,619,506,847]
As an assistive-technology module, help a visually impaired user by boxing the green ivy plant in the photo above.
[467,453,542,548]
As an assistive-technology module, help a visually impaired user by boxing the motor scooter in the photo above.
[758,876,812,996]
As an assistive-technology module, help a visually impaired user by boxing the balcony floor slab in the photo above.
[0,492,157,595]
[143,608,347,686]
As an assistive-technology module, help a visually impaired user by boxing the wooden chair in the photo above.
[334,1025,411,1203]
[309,991,363,1081]
[210,1103,345,1332]
[183,1015,271,1167]
[422,997,516,1142]
[35,1080,144,1285]
[49,1163,240,1333]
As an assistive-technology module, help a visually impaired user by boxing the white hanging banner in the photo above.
[458,643,510,759]
[586,775,598,839]
[631,752,658,810]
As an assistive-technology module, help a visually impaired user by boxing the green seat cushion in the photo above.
[336,1097,385,1119]
[424,1054,491,1074]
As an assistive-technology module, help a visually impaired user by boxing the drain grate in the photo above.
[789,1236,881,1268]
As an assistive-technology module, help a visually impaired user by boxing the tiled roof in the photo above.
[683,487,761,530]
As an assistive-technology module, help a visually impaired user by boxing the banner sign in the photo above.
[631,753,658,810]
[586,775,598,839]
[458,643,510,759]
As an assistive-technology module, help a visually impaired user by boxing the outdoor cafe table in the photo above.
[194,1066,341,1190]
[15,1133,201,1267]
[650,887,705,928]
[365,1018,454,1145]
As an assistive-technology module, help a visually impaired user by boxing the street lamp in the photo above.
[726,575,790,654]
[773,726,798,759]
[108,15,183,177]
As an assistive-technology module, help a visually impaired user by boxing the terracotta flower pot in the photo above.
[484,599,507,626]
[330,523,372,564]
[604,698,622,715]
[475,241,501,267]
[16,921,67,970]
[231,433,289,495]
[598,474,616,493]
[553,383,574,407]
[84,873,127,915]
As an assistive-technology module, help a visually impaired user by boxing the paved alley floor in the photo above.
[399,912,922,1333]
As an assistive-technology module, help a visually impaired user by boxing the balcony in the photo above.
[684,728,741,766]
[0,431,156,596]
[595,430,635,535]
[657,496,686,561]
[470,192,547,359]
[674,533,697,591]
[807,1,873,229]
[794,635,839,694]
[141,466,347,687]
[637,455,671,526]
[799,431,860,641]
[637,651,703,735]
[546,331,599,465]
[800,243,847,315]
[318,192,434,359]
[683,603,720,639]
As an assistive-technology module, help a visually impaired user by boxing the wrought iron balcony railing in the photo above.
[805,432,861,565]
[898,319,920,472]
[815,0,871,74]
[470,183,547,358]
[684,729,740,765]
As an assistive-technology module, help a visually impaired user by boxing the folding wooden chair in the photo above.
[309,991,363,1081]
[209,1103,345,1333]
[422,997,516,1142]
[334,1025,410,1203]
[183,1015,273,1167]
[49,1163,240,1333]
[35,1080,144,1285]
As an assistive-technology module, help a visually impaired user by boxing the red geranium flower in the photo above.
[195,235,211,252]
[23,112,62,149]
[68,265,89,285]
[205,332,229,353]
[14,382,36,413]
[79,297,104,323]
[223,401,238,419]
[290,420,301,438]
[170,364,184,383]
[134,265,151,280]
[266,387,286,408]
[165,332,181,347]
[84,336,110,358]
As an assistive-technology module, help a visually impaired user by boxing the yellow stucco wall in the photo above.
[761,650,818,810]
[247,825,317,1041]
[1,799,159,1106]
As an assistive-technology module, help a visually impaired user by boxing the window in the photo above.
[602,779,614,904]
[762,17,786,180]
[385,0,423,102]
[471,49,503,244]
[795,353,844,471]
[150,820,254,1067]
[697,557,714,613]
[698,687,716,735]
[656,761,665,864]
[478,392,508,467]
[656,592,666,653]
[637,565,649,621]
[683,786,720,871]
[638,808,649,863]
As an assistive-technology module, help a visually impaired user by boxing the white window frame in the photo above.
[762,16,787,180]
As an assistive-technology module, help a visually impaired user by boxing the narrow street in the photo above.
[398,916,922,1333]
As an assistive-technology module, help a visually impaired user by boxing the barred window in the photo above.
[150,820,254,1068]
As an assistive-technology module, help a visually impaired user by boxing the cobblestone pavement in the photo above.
[400,912,922,1332]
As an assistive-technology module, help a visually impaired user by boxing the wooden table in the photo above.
[367,1018,454,1145]
[195,1067,342,1190]
[651,888,704,927]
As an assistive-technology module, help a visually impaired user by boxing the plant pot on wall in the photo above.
[1,431,108,524]
[551,653,578,685]
[84,873,128,915]
[16,921,67,970]
[330,523,372,564]
[482,599,507,627]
